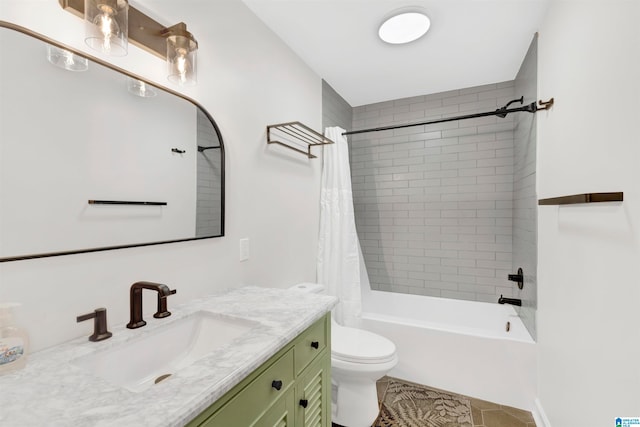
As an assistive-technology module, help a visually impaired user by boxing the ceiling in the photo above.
[240,0,550,106]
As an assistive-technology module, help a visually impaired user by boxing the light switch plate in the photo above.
[239,238,250,262]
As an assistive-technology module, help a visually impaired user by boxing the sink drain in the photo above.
[154,374,172,384]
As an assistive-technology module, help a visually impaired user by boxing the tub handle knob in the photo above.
[508,267,524,289]
[271,380,283,391]
[310,341,319,349]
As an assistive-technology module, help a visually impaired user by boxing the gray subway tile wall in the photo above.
[320,76,538,326]
[350,82,518,302]
[196,109,222,237]
[322,80,353,132]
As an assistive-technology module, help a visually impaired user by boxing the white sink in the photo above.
[72,311,257,392]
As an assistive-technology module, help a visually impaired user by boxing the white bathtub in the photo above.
[359,289,537,411]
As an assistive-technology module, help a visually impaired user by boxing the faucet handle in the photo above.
[77,307,112,342]
[507,267,524,289]
[154,288,177,319]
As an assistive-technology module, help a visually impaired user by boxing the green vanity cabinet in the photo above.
[294,354,330,426]
[187,314,331,427]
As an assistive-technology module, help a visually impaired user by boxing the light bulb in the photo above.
[138,82,148,96]
[175,49,189,84]
[93,4,119,53]
[84,0,128,56]
[62,50,74,67]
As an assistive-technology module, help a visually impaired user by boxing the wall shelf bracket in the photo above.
[267,121,334,159]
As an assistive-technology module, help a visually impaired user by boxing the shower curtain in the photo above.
[317,127,362,327]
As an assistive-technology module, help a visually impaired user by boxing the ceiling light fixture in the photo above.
[378,10,431,45]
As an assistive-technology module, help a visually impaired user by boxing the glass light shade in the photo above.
[166,33,197,86]
[127,78,157,98]
[84,0,128,56]
[46,45,89,72]
[379,11,431,44]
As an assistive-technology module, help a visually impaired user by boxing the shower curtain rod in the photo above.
[342,97,554,136]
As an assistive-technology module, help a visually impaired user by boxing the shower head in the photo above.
[495,96,524,118]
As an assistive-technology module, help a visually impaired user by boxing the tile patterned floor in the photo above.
[469,397,536,427]
[333,376,536,427]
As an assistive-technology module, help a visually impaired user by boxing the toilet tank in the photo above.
[289,283,325,294]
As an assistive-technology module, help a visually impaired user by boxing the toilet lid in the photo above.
[332,326,396,364]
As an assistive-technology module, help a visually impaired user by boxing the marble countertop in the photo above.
[0,286,337,427]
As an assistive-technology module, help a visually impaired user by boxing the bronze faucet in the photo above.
[77,307,112,341]
[126,281,177,329]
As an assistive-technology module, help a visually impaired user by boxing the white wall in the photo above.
[0,0,322,352]
[537,0,640,425]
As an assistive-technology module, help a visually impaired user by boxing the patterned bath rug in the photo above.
[374,377,473,427]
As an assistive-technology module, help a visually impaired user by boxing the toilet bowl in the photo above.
[331,322,398,426]
[289,283,398,427]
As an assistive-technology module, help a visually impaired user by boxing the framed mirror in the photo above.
[0,22,225,262]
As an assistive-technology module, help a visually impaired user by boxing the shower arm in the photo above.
[197,145,221,152]
[342,97,554,136]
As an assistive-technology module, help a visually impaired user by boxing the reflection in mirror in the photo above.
[195,110,223,237]
[127,78,157,98]
[46,44,89,72]
[0,23,224,262]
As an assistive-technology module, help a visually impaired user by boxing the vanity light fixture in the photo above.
[127,77,157,97]
[46,44,89,72]
[163,23,198,86]
[378,10,431,45]
[84,0,128,56]
[59,0,199,85]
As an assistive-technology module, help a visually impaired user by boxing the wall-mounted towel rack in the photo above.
[538,192,623,206]
[267,121,334,159]
[88,200,167,206]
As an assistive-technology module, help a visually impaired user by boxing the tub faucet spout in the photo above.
[498,295,522,306]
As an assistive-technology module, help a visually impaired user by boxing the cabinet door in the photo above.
[295,352,331,427]
[200,350,294,426]
[252,388,295,427]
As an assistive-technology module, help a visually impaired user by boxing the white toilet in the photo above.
[290,283,398,427]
